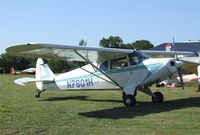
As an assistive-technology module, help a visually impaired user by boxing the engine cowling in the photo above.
[167,60,183,74]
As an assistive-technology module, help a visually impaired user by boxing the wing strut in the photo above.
[74,50,122,89]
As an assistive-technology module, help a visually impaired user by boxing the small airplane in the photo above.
[21,68,36,74]
[6,43,200,107]
[157,74,198,87]
[11,67,36,75]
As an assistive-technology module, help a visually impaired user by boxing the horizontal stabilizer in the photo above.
[14,77,54,86]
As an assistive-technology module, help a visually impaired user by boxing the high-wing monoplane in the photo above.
[6,43,200,107]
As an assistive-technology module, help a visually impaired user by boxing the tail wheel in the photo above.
[152,92,164,103]
[123,95,136,107]
[35,90,41,98]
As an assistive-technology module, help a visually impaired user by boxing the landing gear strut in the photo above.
[35,90,42,98]
[152,92,164,103]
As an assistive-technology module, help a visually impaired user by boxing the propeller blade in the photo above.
[173,38,184,90]
[177,67,184,90]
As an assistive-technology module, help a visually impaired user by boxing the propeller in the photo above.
[173,38,184,90]
[177,67,184,90]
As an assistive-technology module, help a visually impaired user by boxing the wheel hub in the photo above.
[126,99,131,105]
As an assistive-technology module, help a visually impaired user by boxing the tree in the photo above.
[134,40,154,50]
[47,59,74,73]
[79,39,87,46]
[99,36,123,48]
[0,53,33,73]
[119,43,135,50]
[99,36,154,50]
[0,53,74,73]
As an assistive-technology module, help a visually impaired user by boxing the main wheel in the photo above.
[122,91,126,99]
[35,90,41,98]
[152,92,164,103]
[123,95,136,107]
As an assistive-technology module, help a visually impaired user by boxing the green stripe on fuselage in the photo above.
[143,63,163,82]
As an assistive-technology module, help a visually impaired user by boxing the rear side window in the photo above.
[99,61,108,71]
[110,57,128,70]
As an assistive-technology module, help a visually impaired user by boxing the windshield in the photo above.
[129,51,147,65]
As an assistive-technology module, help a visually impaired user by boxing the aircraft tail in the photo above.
[14,58,55,88]
[36,58,55,90]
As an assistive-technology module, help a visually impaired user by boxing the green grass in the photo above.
[0,75,200,135]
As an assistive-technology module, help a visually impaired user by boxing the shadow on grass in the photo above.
[39,96,122,103]
[39,96,88,101]
[38,95,200,119]
[83,98,122,103]
[79,97,200,119]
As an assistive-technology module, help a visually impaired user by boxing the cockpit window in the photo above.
[129,56,139,65]
[100,51,147,71]
[99,61,109,71]
[110,57,128,70]
[129,51,147,65]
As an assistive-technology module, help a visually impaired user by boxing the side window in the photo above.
[99,61,109,71]
[110,57,128,70]
[129,56,139,65]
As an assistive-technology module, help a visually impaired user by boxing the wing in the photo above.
[140,50,194,55]
[6,43,133,63]
[179,56,200,64]
[6,43,195,63]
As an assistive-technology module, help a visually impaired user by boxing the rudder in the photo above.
[36,58,55,90]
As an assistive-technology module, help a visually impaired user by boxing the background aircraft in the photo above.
[6,43,200,107]
[157,73,198,87]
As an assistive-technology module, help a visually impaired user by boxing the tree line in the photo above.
[99,36,153,50]
[0,36,154,73]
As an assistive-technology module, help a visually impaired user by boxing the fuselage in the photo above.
[42,57,180,91]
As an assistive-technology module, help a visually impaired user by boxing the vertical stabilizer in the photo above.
[36,58,55,90]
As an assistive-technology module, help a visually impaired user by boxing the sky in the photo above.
[1,0,200,53]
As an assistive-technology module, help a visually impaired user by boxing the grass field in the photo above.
[1,75,200,135]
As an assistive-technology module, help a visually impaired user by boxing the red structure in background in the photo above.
[10,67,14,75]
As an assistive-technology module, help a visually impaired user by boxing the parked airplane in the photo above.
[6,43,200,107]
[157,74,198,87]
[22,68,36,74]
[9,67,36,75]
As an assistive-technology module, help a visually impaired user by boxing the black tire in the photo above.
[35,94,40,98]
[152,92,164,103]
[123,95,136,107]
[122,91,126,99]
[35,90,41,98]
[160,83,165,87]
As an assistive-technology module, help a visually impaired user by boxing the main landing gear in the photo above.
[35,89,43,98]
[122,91,164,107]
[122,91,136,107]
[152,92,164,103]
[123,94,136,107]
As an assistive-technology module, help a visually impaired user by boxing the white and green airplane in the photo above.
[6,43,200,107]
